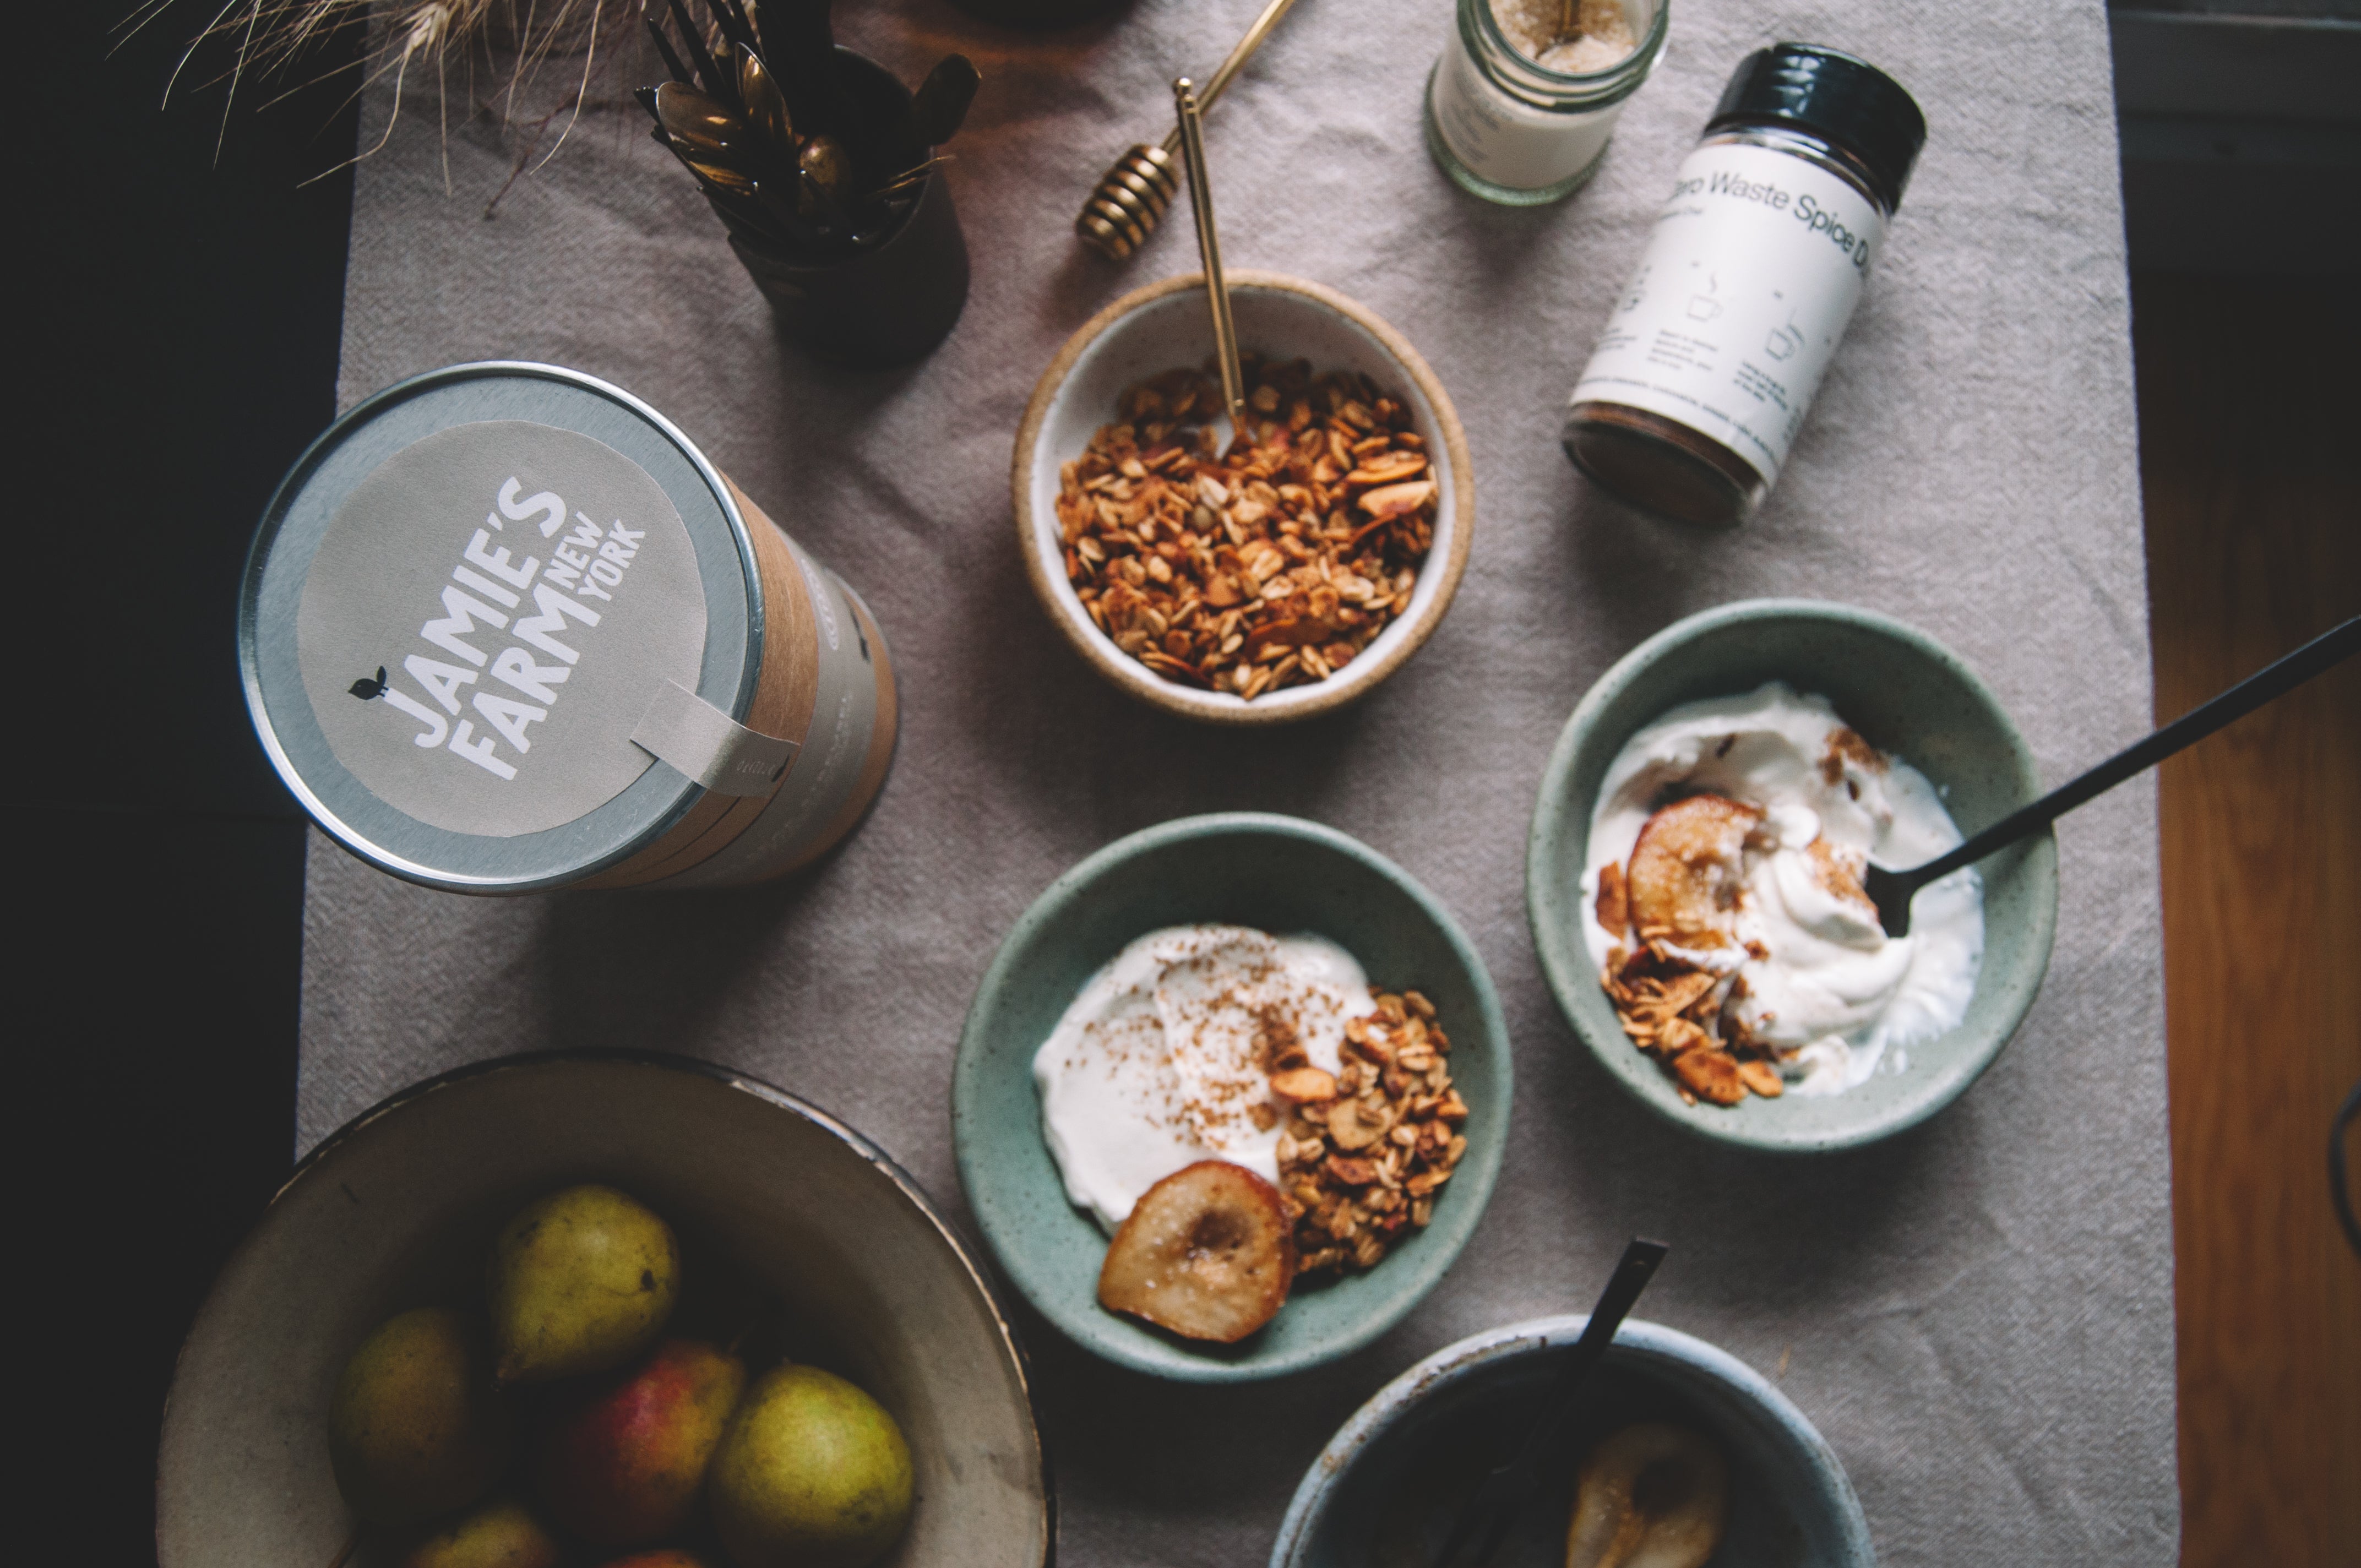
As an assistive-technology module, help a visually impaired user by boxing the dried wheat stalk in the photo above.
[124,0,648,180]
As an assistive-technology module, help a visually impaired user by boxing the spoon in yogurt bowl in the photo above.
[1865,614,2358,937]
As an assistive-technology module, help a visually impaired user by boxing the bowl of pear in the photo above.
[1270,1315,1872,1568]
[158,1052,1049,1568]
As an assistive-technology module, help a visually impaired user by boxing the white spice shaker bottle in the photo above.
[1563,44,1927,522]
[240,363,897,892]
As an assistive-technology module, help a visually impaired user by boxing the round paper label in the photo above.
[296,421,709,838]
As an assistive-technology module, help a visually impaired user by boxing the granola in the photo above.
[1596,915,1782,1107]
[1054,356,1438,699]
[1265,987,1470,1276]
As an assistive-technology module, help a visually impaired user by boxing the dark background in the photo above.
[17,7,358,1560]
[12,3,2354,1564]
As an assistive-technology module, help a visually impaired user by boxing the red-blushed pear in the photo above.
[531,1338,747,1549]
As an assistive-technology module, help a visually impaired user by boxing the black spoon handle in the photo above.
[1431,1238,1669,1568]
[1906,614,2359,888]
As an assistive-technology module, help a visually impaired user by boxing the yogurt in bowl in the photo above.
[1034,925,1372,1232]
[1581,682,1984,1101]
[1526,598,2058,1153]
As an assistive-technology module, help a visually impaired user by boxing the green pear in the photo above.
[487,1184,680,1384]
[709,1365,914,1568]
[328,1307,510,1527]
[398,1495,562,1568]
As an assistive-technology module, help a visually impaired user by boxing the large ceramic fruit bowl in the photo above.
[157,1051,1050,1568]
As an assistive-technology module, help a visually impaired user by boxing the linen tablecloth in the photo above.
[302,1,2178,1560]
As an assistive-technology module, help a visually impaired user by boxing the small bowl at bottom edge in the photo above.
[1270,1315,1874,1568]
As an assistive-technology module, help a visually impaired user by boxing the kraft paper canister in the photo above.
[240,362,897,892]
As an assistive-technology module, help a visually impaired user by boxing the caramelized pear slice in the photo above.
[1624,795,1762,948]
[1565,1421,1730,1568]
[1097,1161,1295,1343]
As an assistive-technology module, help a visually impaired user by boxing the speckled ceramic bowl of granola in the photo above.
[1013,271,1475,724]
[1527,598,2059,1153]
[953,812,1511,1381]
[1271,1315,1873,1568]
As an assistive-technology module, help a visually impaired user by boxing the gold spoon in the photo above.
[655,81,746,160]
[737,45,795,149]
[797,134,852,219]
[1172,76,1244,437]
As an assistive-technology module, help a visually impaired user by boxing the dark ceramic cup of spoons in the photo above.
[725,47,969,367]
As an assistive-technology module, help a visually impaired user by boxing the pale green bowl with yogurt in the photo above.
[954,813,1512,1381]
[1527,599,2058,1153]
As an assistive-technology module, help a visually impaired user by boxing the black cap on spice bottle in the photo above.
[1706,43,1928,212]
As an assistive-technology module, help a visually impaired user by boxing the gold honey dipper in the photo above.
[1076,0,1307,261]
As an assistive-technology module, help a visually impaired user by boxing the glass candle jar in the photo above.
[1562,44,1927,522]
[1424,0,1669,205]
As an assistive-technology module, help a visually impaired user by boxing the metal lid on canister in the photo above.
[1706,43,1928,212]
[240,362,769,892]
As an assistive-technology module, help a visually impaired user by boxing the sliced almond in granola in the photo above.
[1356,479,1435,520]
[1327,1103,1384,1151]
[1656,1016,1710,1059]
[1735,1059,1785,1099]
[1343,452,1427,486]
[1270,1066,1339,1103]
[1324,1155,1380,1187]
[1670,1047,1747,1107]
[1656,969,1720,1015]
[1098,1161,1294,1343]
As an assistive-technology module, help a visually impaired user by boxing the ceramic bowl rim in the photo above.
[1011,270,1476,725]
[155,1048,1054,1563]
[1524,597,2059,1153]
[1267,1313,1875,1568]
[952,810,1513,1382]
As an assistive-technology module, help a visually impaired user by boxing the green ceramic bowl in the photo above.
[1527,600,2058,1153]
[954,813,1512,1381]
